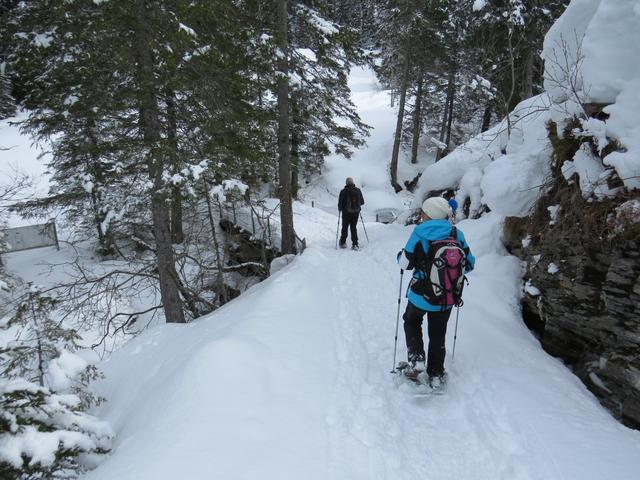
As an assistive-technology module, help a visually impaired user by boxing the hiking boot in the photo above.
[429,372,448,391]
[339,242,347,249]
[404,360,425,381]
[352,244,359,251]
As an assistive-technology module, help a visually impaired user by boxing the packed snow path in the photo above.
[85,209,640,480]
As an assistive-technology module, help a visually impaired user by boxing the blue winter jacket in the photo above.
[400,219,475,311]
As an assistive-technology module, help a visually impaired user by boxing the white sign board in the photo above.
[1,222,59,253]
[375,208,399,224]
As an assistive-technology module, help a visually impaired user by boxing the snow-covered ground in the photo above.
[3,50,640,480]
[79,205,640,480]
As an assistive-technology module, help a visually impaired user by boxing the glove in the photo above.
[397,249,411,270]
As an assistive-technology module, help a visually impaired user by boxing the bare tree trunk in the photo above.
[390,44,411,193]
[290,94,300,200]
[291,126,300,200]
[31,296,45,387]
[276,0,296,254]
[521,48,534,100]
[444,73,455,149]
[521,16,536,100]
[410,70,424,164]
[436,69,454,161]
[85,119,114,255]
[166,88,184,244]
[134,0,185,323]
[203,178,228,306]
[503,28,517,136]
[481,103,492,132]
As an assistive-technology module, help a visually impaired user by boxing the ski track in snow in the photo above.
[324,227,536,480]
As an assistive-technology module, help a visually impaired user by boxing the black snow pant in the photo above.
[340,211,359,246]
[403,301,452,377]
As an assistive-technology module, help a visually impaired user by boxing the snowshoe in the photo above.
[396,361,426,384]
[427,372,448,395]
[395,363,448,396]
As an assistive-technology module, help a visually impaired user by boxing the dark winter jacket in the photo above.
[401,219,475,311]
[338,185,365,214]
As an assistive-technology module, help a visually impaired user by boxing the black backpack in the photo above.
[344,188,361,214]
[410,227,467,308]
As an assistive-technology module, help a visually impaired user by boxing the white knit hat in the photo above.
[421,197,452,220]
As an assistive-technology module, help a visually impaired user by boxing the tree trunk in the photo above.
[134,0,185,323]
[521,18,537,100]
[436,69,454,161]
[166,88,184,244]
[521,48,534,100]
[481,102,492,132]
[410,70,424,164]
[291,125,300,200]
[444,73,455,149]
[503,28,517,135]
[203,178,228,306]
[276,0,296,254]
[390,44,411,193]
[85,119,114,255]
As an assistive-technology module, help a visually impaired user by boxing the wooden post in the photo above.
[50,221,60,251]
[251,209,255,234]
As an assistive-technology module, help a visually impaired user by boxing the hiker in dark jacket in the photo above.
[338,177,365,250]
[397,197,475,387]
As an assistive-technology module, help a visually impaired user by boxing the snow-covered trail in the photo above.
[84,209,640,480]
[314,214,640,480]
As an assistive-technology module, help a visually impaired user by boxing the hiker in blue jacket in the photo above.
[397,196,475,386]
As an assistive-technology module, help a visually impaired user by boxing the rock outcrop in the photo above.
[504,122,640,429]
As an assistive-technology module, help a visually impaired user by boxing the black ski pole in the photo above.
[452,305,461,361]
[359,212,370,243]
[391,269,404,373]
[335,213,340,249]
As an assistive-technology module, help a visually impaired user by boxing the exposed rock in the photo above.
[504,120,640,429]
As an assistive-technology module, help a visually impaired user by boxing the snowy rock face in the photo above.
[543,0,640,191]
[503,0,640,429]
[414,95,553,219]
[505,200,640,429]
[413,0,640,429]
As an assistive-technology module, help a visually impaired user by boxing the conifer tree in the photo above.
[287,2,370,196]
[470,0,570,121]
[7,1,273,322]
[0,70,14,119]
[0,0,17,119]
[262,0,370,248]
[0,287,113,479]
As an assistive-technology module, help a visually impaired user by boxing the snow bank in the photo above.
[415,0,640,217]
[414,95,552,218]
[543,0,640,190]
